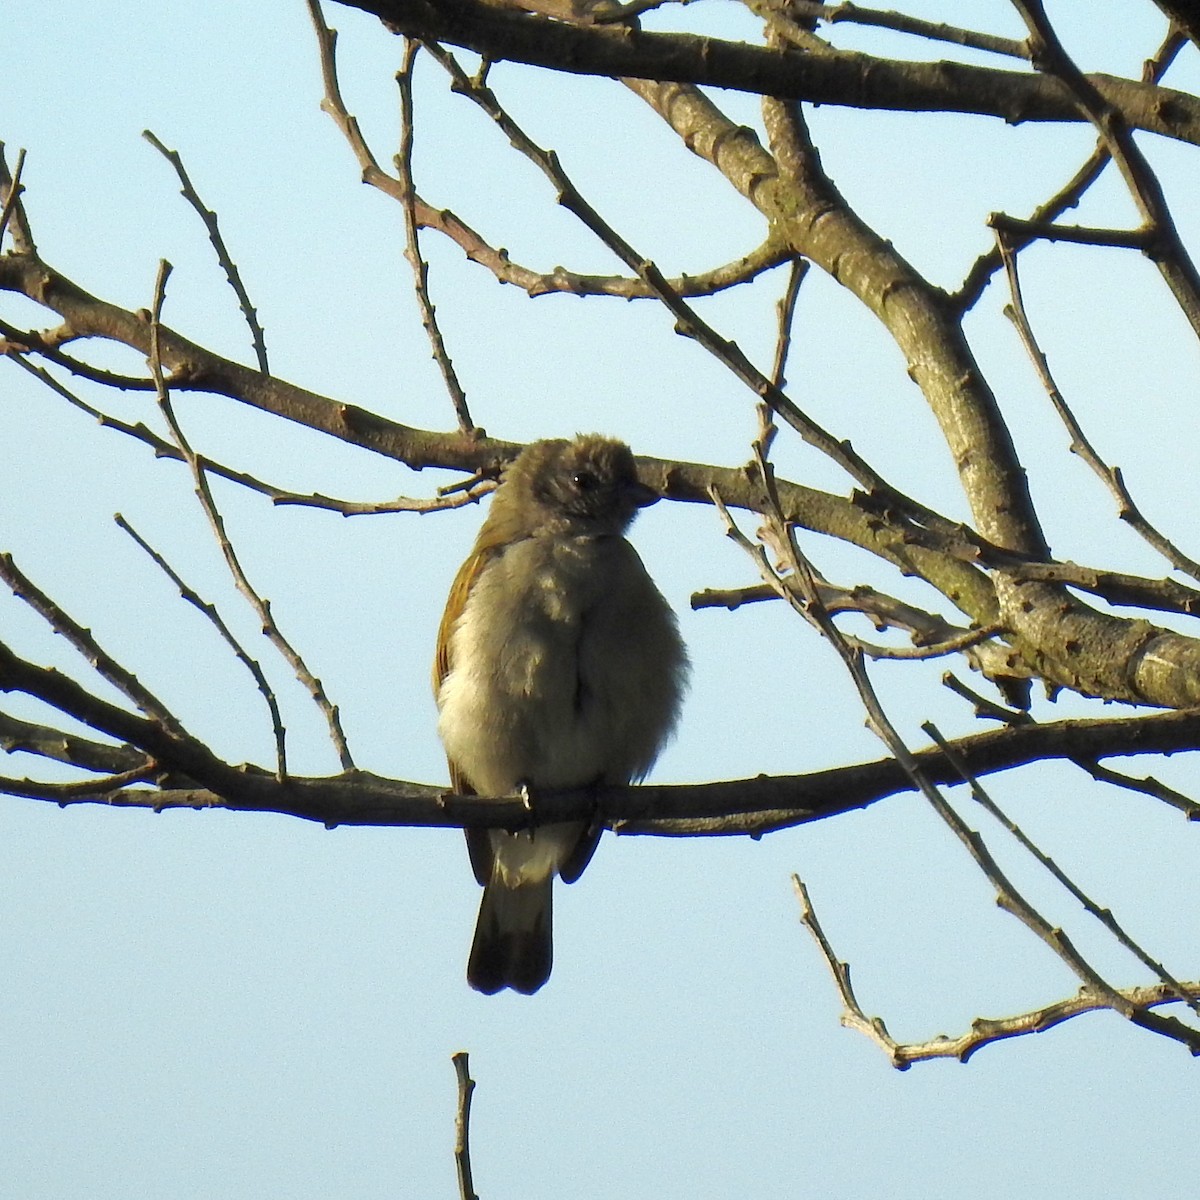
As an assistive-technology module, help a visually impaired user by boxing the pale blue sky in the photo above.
[4,2,1200,1196]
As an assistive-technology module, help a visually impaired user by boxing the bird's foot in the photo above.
[516,779,535,814]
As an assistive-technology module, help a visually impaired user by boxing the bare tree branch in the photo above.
[4,351,492,516]
[0,238,1003,627]
[998,231,1200,582]
[142,129,271,373]
[781,1,1027,58]
[114,514,288,782]
[1073,757,1200,820]
[0,144,29,250]
[794,875,1200,1066]
[1012,0,1200,339]
[8,625,1200,836]
[12,147,1200,710]
[333,0,1200,147]
[0,552,188,738]
[640,80,1047,557]
[0,711,151,777]
[769,258,807,389]
[6,0,1200,1081]
[309,2,790,298]
[941,671,1033,726]
[146,259,349,773]
[451,1053,479,1200]
[394,38,476,433]
[925,721,1200,1019]
[714,417,1200,1054]
[0,141,35,253]
[954,24,1188,311]
[425,42,976,551]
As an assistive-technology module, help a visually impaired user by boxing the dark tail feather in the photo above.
[467,875,553,995]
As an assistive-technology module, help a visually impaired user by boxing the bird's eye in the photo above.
[571,470,598,491]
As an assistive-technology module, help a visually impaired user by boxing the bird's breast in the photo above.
[436,534,679,794]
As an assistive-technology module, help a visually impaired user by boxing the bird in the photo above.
[433,435,688,994]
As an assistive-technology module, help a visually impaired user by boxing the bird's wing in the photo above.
[434,543,497,882]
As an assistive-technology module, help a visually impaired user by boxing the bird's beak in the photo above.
[627,479,660,508]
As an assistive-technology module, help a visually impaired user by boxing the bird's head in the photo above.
[490,435,659,541]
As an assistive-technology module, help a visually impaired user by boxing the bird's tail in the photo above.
[467,874,553,995]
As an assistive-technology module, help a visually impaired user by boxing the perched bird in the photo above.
[434,435,688,994]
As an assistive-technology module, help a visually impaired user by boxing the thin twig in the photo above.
[146,259,354,771]
[988,212,1151,250]
[395,39,475,433]
[792,874,908,1063]
[0,552,188,738]
[39,760,158,799]
[770,258,808,389]
[308,0,394,188]
[1012,0,1200,338]
[750,0,834,53]
[690,583,778,611]
[692,569,1004,661]
[1074,757,1200,820]
[5,351,488,515]
[0,142,36,254]
[0,711,147,776]
[998,231,1200,582]
[0,145,28,249]
[418,211,790,298]
[0,765,161,806]
[273,481,495,514]
[451,1052,479,1200]
[306,4,786,301]
[907,755,1200,1050]
[114,513,288,781]
[780,1,1028,59]
[795,873,1200,1066]
[941,671,1033,725]
[925,720,1200,1020]
[954,25,1186,310]
[142,130,270,374]
[0,775,218,810]
[1004,559,1200,616]
[1,325,157,390]
[590,0,695,24]
[846,623,1003,661]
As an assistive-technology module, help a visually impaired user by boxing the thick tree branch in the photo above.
[10,236,1200,708]
[618,78,1047,558]
[0,248,1002,627]
[6,683,1200,834]
[332,0,1200,147]
[609,77,1200,709]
